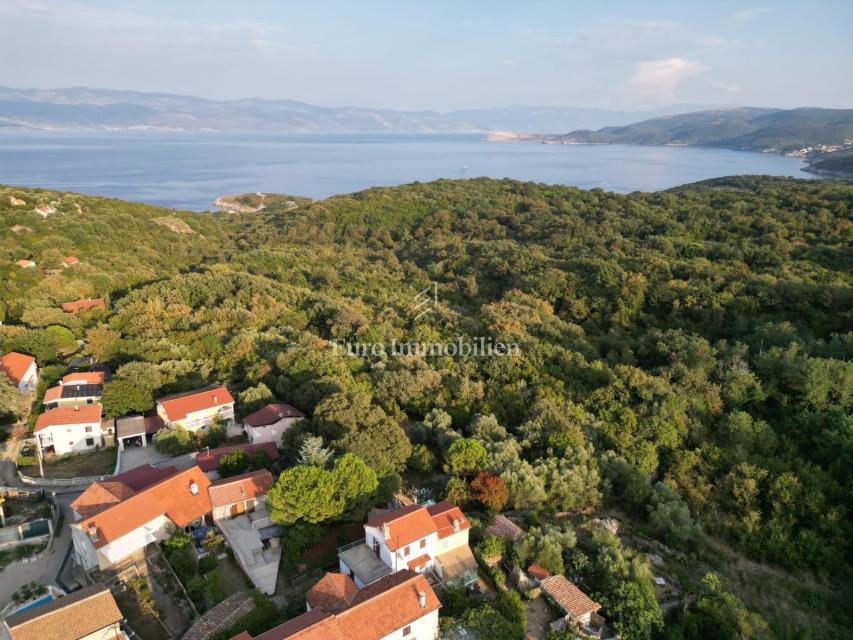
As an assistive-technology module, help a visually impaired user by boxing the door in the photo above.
[230,502,246,518]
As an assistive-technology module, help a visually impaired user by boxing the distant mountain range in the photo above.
[504,107,853,155]
[0,86,714,133]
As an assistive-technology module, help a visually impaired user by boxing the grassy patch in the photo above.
[21,447,117,478]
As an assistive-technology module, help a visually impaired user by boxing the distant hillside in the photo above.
[549,107,853,154]
[0,86,709,133]
[805,148,853,176]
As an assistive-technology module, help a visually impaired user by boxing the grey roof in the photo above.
[115,415,146,437]
[339,542,393,586]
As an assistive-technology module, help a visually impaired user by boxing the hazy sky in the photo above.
[1,0,851,111]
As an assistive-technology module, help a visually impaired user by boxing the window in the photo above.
[85,426,92,433]
[420,539,426,549]
[404,545,410,556]
[403,625,411,636]
[85,438,95,447]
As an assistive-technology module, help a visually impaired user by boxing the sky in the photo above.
[1,0,851,111]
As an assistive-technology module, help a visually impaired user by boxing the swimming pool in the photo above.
[12,593,55,615]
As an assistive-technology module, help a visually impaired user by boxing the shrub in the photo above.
[198,555,217,574]
[16,455,36,468]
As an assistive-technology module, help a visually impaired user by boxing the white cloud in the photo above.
[712,81,741,93]
[629,57,709,102]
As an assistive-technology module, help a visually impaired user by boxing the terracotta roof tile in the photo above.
[243,403,304,427]
[1,351,35,385]
[426,501,469,539]
[61,297,106,314]
[35,404,102,432]
[63,371,106,385]
[485,514,523,540]
[366,504,437,552]
[157,385,234,422]
[76,466,211,548]
[71,481,136,519]
[209,469,273,508]
[305,572,358,613]
[111,464,178,491]
[5,584,123,640]
[407,553,430,570]
[251,571,440,640]
[540,575,601,617]
[527,563,551,581]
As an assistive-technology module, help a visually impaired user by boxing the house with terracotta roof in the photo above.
[156,385,235,434]
[0,351,38,393]
[62,256,80,267]
[540,574,606,637]
[15,259,35,268]
[241,402,304,445]
[70,466,211,571]
[3,584,125,640]
[231,569,440,640]
[71,464,178,520]
[43,371,105,409]
[34,404,105,456]
[34,206,57,217]
[339,502,477,589]
[61,297,107,314]
[210,469,281,594]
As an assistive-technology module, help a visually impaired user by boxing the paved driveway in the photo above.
[118,446,196,472]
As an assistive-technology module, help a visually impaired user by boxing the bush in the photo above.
[153,427,195,456]
[208,591,283,640]
[495,590,527,637]
[198,555,217,574]
[16,455,36,468]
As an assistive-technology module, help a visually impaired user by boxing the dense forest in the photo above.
[1,176,851,638]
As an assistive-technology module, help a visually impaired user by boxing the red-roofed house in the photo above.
[197,442,279,473]
[339,502,476,589]
[540,574,606,636]
[233,570,440,640]
[156,385,235,434]
[70,464,178,519]
[15,259,35,268]
[70,466,211,571]
[43,371,105,409]
[62,256,80,267]
[1,351,38,393]
[209,469,273,520]
[242,403,304,445]
[61,298,107,314]
[34,404,104,456]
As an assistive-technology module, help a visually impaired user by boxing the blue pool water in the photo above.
[13,593,55,615]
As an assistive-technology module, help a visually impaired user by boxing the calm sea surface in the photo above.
[0,131,811,211]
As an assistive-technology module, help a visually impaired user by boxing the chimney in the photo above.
[213,394,218,403]
[88,524,99,542]
[418,591,427,609]
[382,522,391,540]
[189,481,199,495]
[452,518,460,533]
[74,405,80,411]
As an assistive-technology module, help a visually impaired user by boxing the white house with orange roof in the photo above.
[0,351,38,393]
[241,402,304,445]
[339,502,477,589]
[156,385,235,434]
[43,371,105,409]
[229,569,440,640]
[70,465,212,571]
[34,404,104,456]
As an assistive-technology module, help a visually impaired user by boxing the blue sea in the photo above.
[0,131,811,211]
